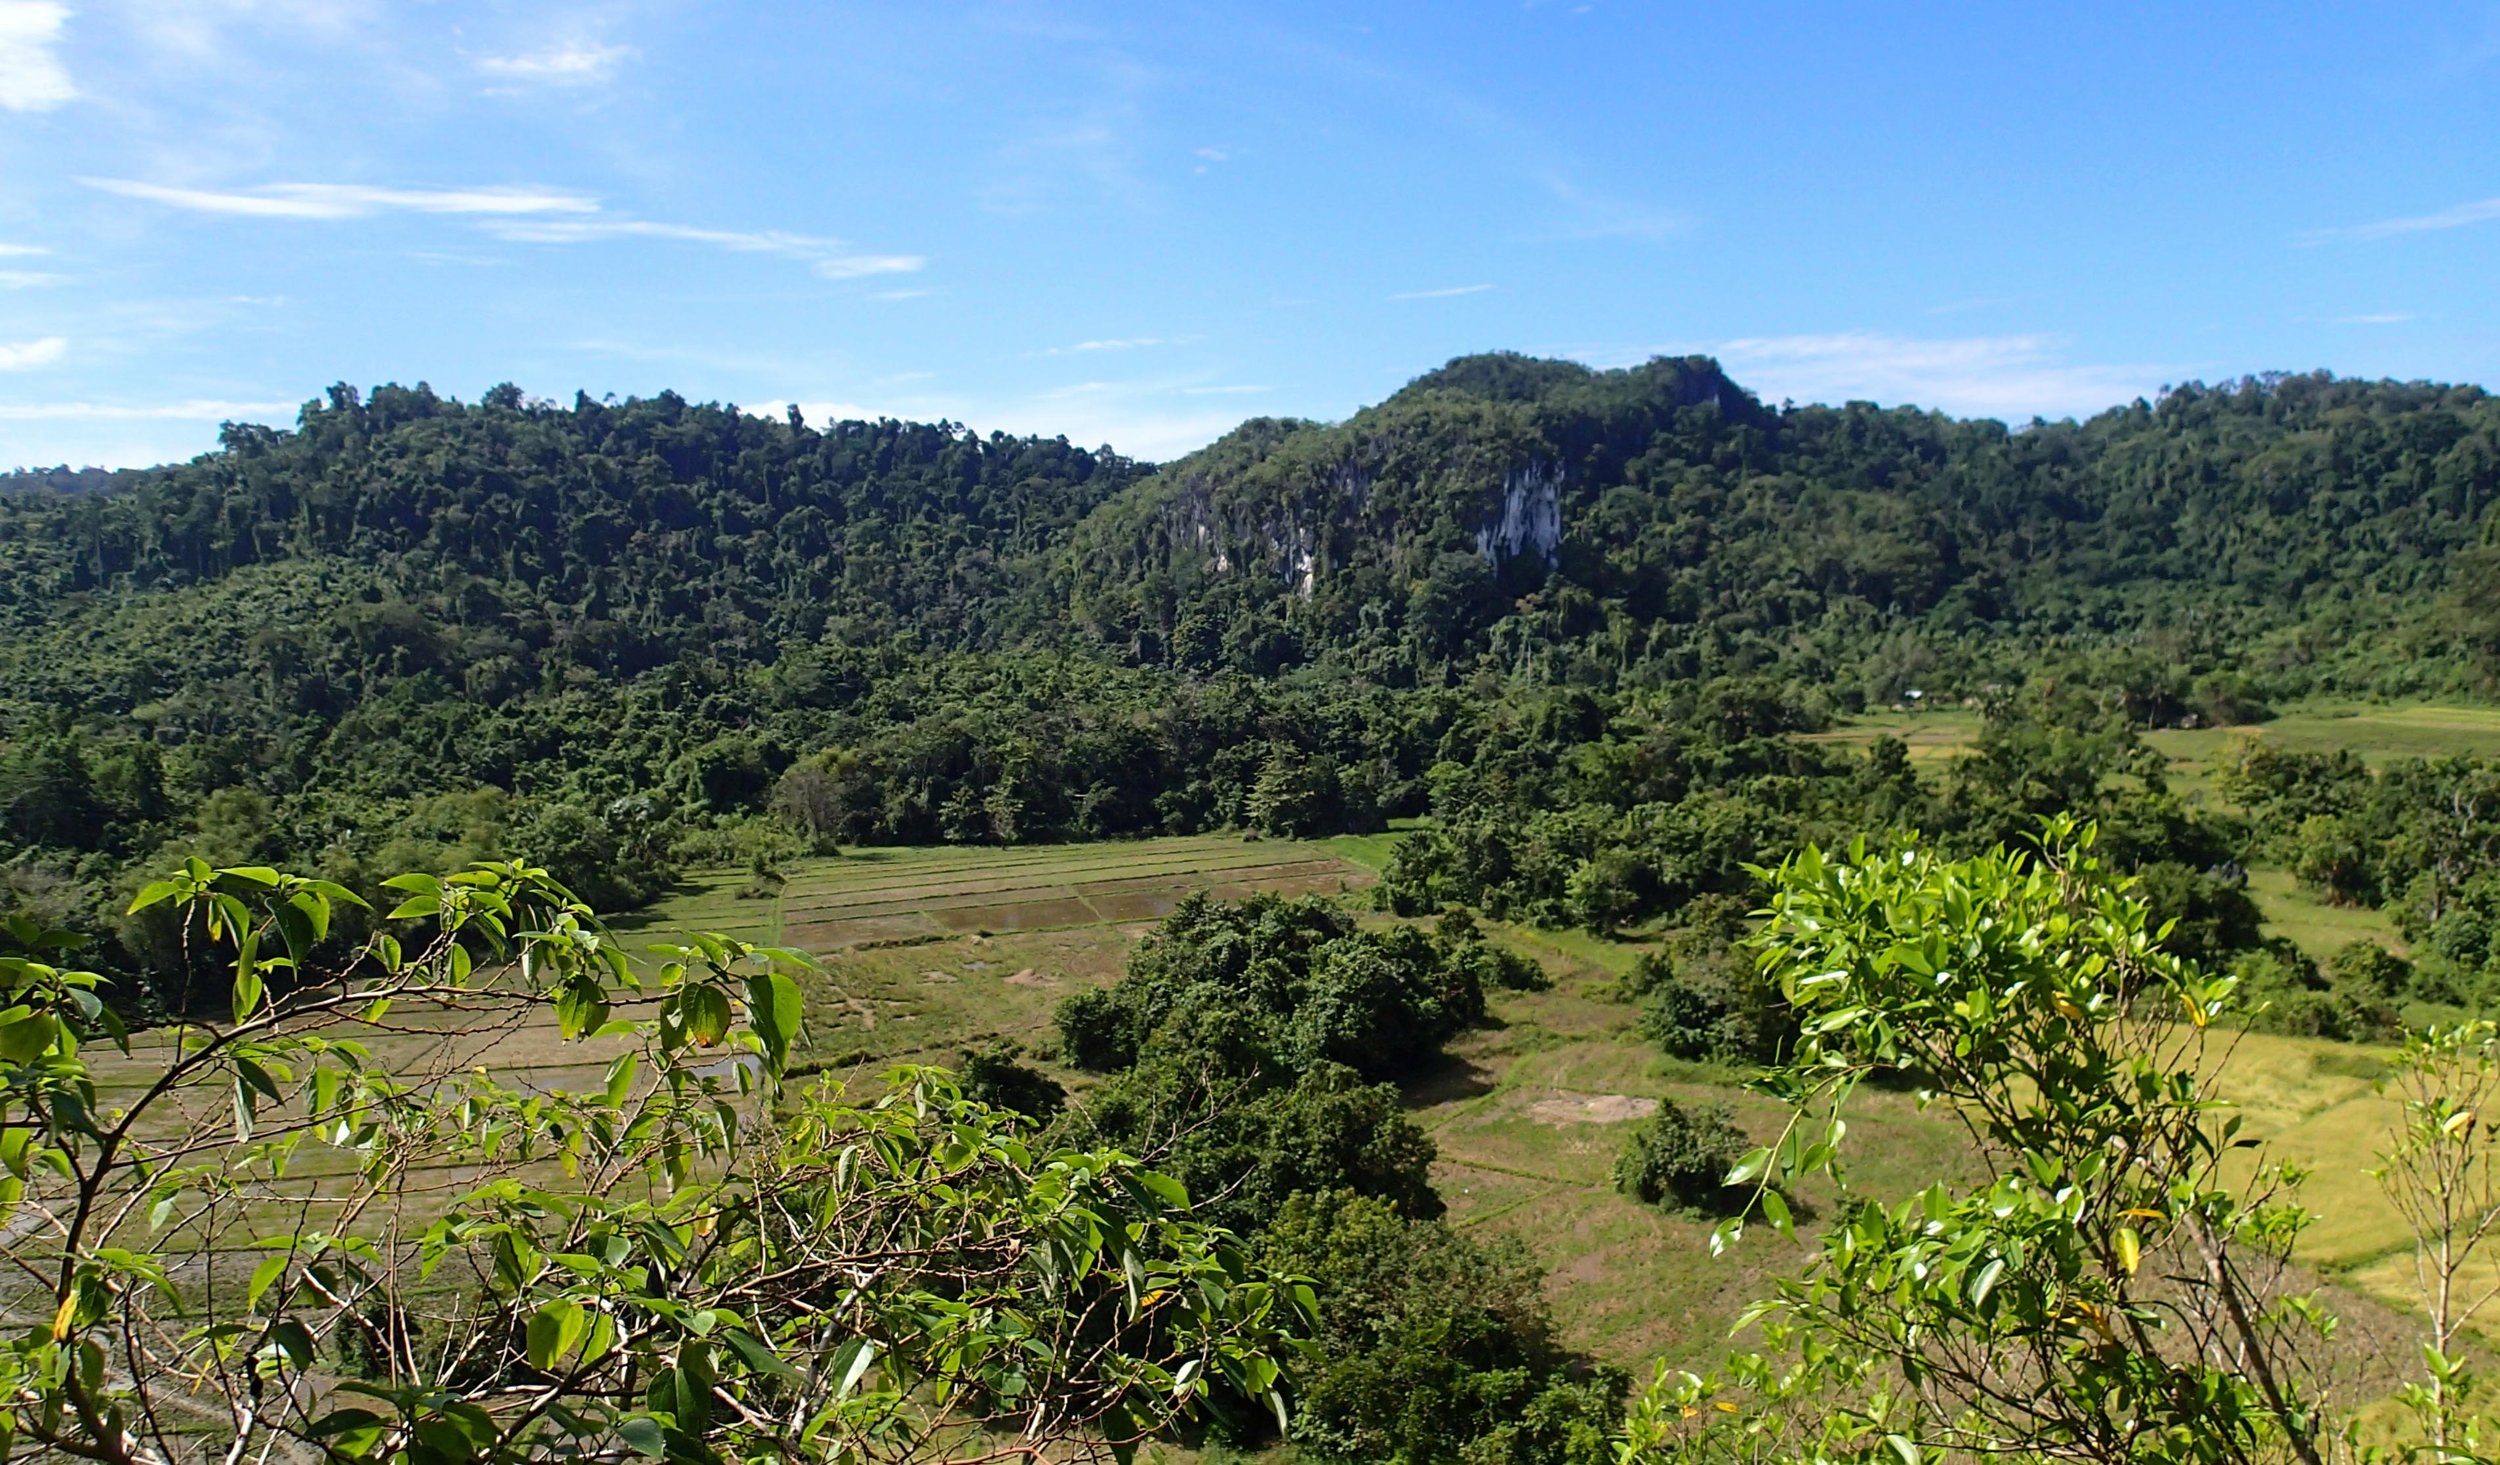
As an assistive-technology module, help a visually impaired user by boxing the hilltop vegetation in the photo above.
[6,355,2500,1000]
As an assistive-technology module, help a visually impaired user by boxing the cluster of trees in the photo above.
[2222,740,2500,1026]
[1379,678,2256,949]
[1045,893,1615,1464]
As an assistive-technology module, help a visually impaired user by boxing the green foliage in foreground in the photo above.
[1633,821,2336,1463]
[0,860,1311,1465]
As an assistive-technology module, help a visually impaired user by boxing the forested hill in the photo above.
[1065,356,2499,692]
[8,355,2500,991]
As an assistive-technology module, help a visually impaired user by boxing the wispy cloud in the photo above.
[1040,336,1201,356]
[750,375,1265,462]
[0,243,45,256]
[1391,283,1493,301]
[0,336,67,370]
[476,41,634,86]
[2337,311,2416,325]
[1534,174,1686,242]
[1714,332,2168,422]
[83,178,597,219]
[1181,384,1271,395]
[83,180,920,279]
[485,219,923,278]
[870,288,934,301]
[2311,197,2500,242]
[0,1,75,112]
[0,396,294,421]
[0,270,62,287]
[1925,297,2015,316]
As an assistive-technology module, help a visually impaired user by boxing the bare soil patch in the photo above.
[1526,1093,1659,1125]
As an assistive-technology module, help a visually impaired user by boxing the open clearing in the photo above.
[1817,701,2500,775]
[620,833,1380,1076]
[626,832,1373,953]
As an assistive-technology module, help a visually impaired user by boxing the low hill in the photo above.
[5,355,2499,987]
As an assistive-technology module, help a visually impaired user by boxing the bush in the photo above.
[1053,892,1499,1086]
[1622,899,1789,1066]
[1611,1099,1749,1215]
[957,1044,1066,1124]
[1257,1190,1624,1465]
[1053,989,1134,1073]
[2292,814,2376,906]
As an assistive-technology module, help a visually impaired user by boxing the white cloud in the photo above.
[748,400,891,427]
[83,178,598,218]
[0,335,67,369]
[1714,332,2166,422]
[2313,198,2500,242]
[812,254,924,280]
[1041,337,1166,356]
[2337,311,2415,325]
[0,243,45,256]
[869,288,934,301]
[484,218,922,278]
[747,376,1259,461]
[0,396,292,420]
[0,1,74,112]
[476,41,633,85]
[1180,384,1271,395]
[1391,283,1493,300]
[122,0,377,62]
[0,270,60,287]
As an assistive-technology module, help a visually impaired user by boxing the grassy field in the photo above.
[618,832,1380,1075]
[1818,701,2500,776]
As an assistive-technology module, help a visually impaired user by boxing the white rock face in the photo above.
[1474,462,1562,565]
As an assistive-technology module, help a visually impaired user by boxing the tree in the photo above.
[1669,820,2335,1465]
[1256,1190,1622,1465]
[1611,1100,1749,1216]
[2374,1020,2500,1457]
[768,759,847,853]
[0,859,1310,1464]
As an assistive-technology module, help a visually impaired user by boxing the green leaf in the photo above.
[126,879,188,914]
[682,984,731,1048]
[742,971,802,1066]
[1884,1433,1921,1465]
[616,1415,666,1458]
[525,1300,585,1372]
[232,958,264,1023]
[0,1012,56,1064]
[1971,1256,2006,1307]
[604,1053,639,1108]
[829,1337,878,1400]
[556,981,610,1041]
[246,1254,288,1313]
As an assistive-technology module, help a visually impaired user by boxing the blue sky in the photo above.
[4,2,2499,470]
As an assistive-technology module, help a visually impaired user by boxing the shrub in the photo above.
[1611,1100,1748,1215]
[957,1044,1066,1124]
